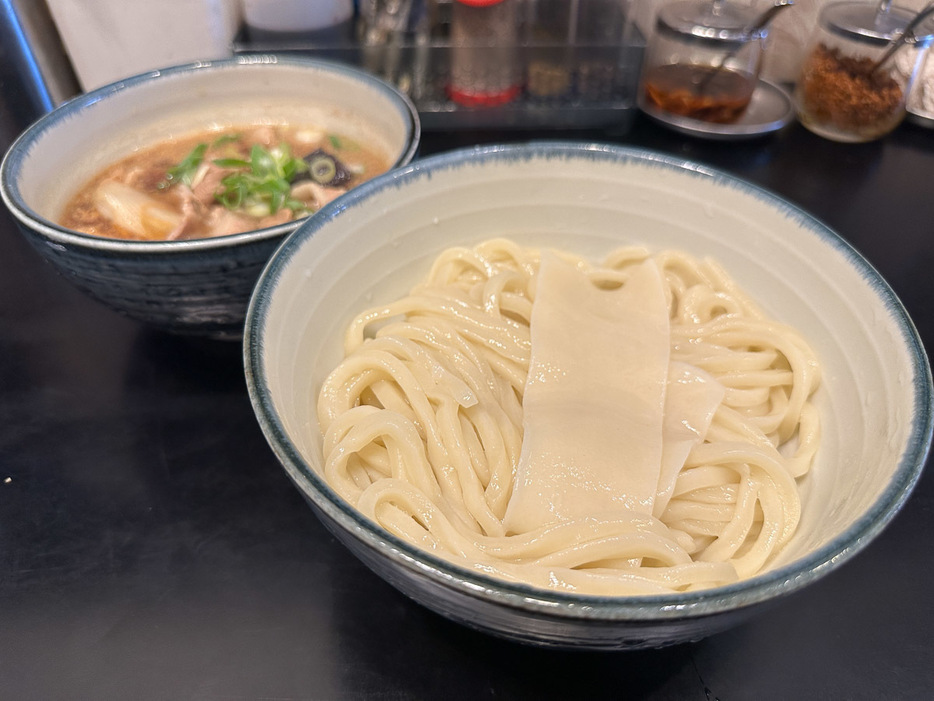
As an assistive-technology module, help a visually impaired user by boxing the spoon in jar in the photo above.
[695,0,794,94]
[868,1,934,76]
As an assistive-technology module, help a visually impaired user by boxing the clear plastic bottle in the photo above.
[448,0,521,107]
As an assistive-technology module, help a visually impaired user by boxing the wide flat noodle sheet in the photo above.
[504,254,672,534]
[656,362,726,518]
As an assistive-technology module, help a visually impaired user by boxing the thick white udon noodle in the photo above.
[316,239,821,595]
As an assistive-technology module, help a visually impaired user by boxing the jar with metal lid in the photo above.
[640,0,768,123]
[794,2,934,142]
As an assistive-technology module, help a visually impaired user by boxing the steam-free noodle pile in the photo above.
[316,239,821,595]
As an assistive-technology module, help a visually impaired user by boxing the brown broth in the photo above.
[60,125,391,241]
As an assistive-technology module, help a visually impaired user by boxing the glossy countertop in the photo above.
[2,80,933,698]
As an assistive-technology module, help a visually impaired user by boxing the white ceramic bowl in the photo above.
[244,143,932,649]
[0,56,420,339]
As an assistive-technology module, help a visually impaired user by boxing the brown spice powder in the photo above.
[800,43,904,131]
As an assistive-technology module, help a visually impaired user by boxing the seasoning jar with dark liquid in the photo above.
[794,2,934,143]
[640,0,767,124]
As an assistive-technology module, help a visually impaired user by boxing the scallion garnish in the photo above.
[160,143,207,189]
[213,143,309,217]
[211,133,241,148]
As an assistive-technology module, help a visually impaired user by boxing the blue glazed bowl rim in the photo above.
[0,55,420,254]
[245,141,933,621]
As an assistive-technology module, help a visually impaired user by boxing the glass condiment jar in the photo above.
[794,2,934,143]
[640,0,767,124]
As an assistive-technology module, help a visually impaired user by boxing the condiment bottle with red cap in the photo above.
[448,0,521,107]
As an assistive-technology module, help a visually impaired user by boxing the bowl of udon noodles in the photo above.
[0,56,419,339]
[244,142,932,649]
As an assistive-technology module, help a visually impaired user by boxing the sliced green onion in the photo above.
[212,157,251,169]
[212,142,309,217]
[309,156,337,184]
[160,143,207,189]
[211,133,241,147]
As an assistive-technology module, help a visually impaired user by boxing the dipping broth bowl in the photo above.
[244,143,932,649]
[0,56,420,340]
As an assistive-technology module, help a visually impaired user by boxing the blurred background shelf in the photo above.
[234,0,646,131]
[233,33,645,131]
[2,0,644,132]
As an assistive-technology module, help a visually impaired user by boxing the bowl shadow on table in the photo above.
[122,327,250,395]
[327,568,703,699]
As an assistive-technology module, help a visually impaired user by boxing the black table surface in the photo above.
[2,81,933,700]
